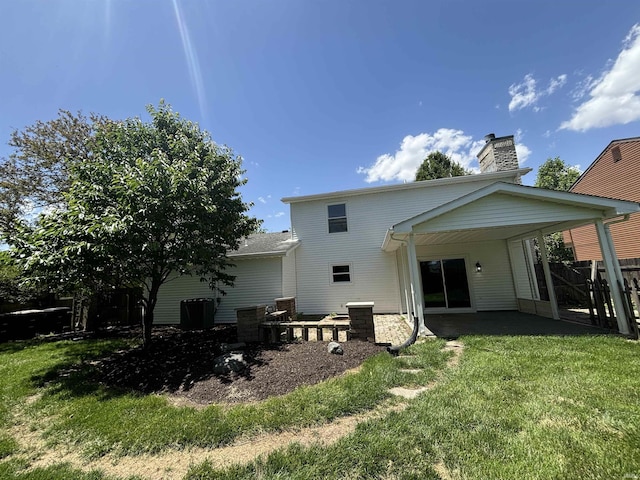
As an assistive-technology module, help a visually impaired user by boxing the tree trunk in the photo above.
[142,277,161,350]
[142,308,154,349]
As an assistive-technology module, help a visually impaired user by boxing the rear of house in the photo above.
[154,134,639,335]
[154,232,298,325]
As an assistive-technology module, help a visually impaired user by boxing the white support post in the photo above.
[595,220,630,334]
[407,233,426,335]
[523,239,541,300]
[537,231,560,320]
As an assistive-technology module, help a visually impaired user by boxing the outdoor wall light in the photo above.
[475,261,482,273]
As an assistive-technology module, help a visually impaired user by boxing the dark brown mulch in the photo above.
[87,325,386,405]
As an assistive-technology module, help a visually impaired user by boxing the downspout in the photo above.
[604,214,630,227]
[387,230,420,355]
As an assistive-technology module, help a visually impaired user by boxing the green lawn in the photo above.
[0,333,639,479]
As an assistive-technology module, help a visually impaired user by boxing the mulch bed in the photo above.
[85,325,386,404]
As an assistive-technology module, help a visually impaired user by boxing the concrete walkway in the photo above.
[373,314,414,346]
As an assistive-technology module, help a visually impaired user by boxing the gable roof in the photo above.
[571,136,640,191]
[281,168,531,204]
[228,231,299,259]
[382,182,640,250]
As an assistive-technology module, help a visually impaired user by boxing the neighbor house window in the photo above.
[331,264,351,283]
[328,203,347,233]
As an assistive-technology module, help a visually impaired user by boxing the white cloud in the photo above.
[508,73,568,112]
[274,211,285,217]
[257,194,271,204]
[546,74,567,95]
[508,74,538,112]
[514,129,532,165]
[560,23,640,131]
[515,143,532,165]
[570,74,596,101]
[356,128,532,183]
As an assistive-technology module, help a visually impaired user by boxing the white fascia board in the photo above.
[228,241,300,260]
[281,168,532,204]
[381,229,408,252]
[392,182,640,233]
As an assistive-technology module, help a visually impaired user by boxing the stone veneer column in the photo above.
[275,296,296,320]
[346,302,375,342]
[235,305,267,342]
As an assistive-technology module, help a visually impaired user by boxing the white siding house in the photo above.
[155,134,640,335]
[154,232,298,324]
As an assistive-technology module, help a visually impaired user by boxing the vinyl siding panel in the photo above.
[415,240,518,311]
[282,251,297,298]
[568,139,640,260]
[155,257,283,324]
[415,193,600,233]
[290,179,499,315]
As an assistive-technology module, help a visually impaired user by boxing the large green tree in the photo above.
[534,157,581,263]
[535,156,581,191]
[12,102,259,347]
[415,151,470,181]
[0,110,106,239]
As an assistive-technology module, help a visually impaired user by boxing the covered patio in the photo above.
[382,182,640,337]
[423,311,609,339]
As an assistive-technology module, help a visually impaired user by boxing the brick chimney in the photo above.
[476,134,520,177]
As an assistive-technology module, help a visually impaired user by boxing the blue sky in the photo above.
[2,1,640,233]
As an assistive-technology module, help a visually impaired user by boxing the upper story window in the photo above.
[328,203,347,233]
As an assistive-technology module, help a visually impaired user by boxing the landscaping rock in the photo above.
[213,352,247,374]
[327,341,343,355]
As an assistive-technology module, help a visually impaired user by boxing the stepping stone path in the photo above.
[388,340,463,399]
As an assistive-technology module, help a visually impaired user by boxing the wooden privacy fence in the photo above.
[585,277,640,339]
[535,260,640,338]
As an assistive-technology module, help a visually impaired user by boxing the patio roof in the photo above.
[382,182,640,251]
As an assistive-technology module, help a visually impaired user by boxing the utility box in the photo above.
[180,298,216,329]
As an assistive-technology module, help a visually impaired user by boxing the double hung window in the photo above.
[328,203,347,233]
[331,264,351,283]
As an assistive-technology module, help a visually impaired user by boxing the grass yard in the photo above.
[0,332,639,479]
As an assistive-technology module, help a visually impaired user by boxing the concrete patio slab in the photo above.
[424,311,611,339]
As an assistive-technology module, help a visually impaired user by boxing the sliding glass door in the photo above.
[420,258,471,309]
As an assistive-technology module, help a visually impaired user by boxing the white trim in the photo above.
[392,182,640,233]
[282,169,531,204]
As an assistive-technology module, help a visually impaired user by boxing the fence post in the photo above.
[585,279,597,325]
[601,279,617,330]
[620,279,639,339]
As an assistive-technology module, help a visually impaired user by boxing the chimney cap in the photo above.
[484,133,496,143]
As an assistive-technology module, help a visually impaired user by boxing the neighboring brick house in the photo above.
[565,137,640,261]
